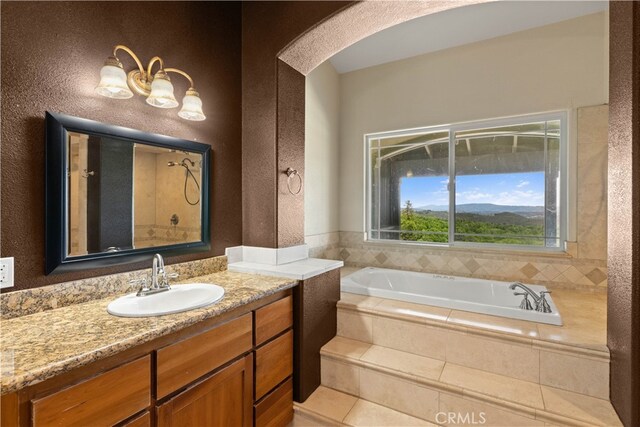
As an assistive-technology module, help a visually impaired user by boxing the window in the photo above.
[366,112,566,250]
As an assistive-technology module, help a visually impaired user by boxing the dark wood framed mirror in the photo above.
[45,112,211,274]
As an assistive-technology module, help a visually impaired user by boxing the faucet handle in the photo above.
[129,277,149,295]
[157,272,178,289]
[129,277,148,286]
[536,291,553,313]
[514,292,534,310]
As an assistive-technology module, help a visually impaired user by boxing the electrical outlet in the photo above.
[0,257,14,289]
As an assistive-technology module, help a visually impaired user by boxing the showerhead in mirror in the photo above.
[167,158,196,168]
[167,158,200,205]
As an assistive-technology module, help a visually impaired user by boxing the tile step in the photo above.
[337,302,610,399]
[320,336,621,427]
[293,386,435,426]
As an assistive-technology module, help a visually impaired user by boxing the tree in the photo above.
[403,200,414,218]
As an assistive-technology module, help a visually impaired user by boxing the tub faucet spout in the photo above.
[509,282,540,303]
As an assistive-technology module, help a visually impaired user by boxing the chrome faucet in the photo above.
[130,254,179,297]
[151,253,167,290]
[509,282,553,313]
[509,282,540,303]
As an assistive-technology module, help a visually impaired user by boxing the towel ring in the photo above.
[285,167,303,195]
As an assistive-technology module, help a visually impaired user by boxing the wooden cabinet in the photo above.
[31,356,150,427]
[156,314,252,399]
[156,355,253,427]
[253,297,294,427]
[2,290,294,427]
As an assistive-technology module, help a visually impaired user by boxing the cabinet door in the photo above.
[156,355,253,427]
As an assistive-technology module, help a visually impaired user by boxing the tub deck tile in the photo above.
[339,280,607,353]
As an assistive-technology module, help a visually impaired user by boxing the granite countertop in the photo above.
[0,270,297,394]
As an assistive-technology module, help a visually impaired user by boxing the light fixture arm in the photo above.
[165,68,195,89]
[147,56,165,79]
[112,45,145,76]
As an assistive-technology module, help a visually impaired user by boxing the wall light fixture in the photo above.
[95,45,206,121]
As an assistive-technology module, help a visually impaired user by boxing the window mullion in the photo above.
[448,128,456,245]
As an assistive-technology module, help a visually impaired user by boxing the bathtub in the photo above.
[341,267,562,325]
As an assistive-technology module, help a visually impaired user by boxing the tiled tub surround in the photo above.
[309,231,608,292]
[342,267,562,325]
[339,266,608,351]
[133,224,202,247]
[309,289,620,426]
[0,269,297,393]
[0,256,228,319]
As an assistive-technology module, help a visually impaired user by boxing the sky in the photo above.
[400,172,545,208]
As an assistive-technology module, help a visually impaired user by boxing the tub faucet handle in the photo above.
[536,291,552,313]
[514,292,534,310]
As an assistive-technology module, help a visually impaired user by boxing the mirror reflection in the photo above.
[67,132,202,257]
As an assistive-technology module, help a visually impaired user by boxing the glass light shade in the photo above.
[146,72,179,108]
[95,64,133,99]
[178,91,206,121]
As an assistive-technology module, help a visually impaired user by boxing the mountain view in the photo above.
[400,201,545,245]
[415,203,544,218]
[398,172,548,245]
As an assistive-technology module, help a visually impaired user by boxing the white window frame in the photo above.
[364,111,569,252]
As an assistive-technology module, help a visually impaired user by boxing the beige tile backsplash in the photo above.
[308,105,608,291]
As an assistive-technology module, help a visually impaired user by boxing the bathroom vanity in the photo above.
[1,272,297,427]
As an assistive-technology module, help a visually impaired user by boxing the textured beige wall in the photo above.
[576,105,608,261]
[338,12,608,233]
[305,61,341,238]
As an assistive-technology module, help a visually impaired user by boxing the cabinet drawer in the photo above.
[157,313,252,399]
[254,378,293,427]
[121,411,150,427]
[255,330,293,400]
[254,296,293,346]
[32,356,150,427]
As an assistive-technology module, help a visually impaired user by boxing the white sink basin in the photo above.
[107,283,225,317]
